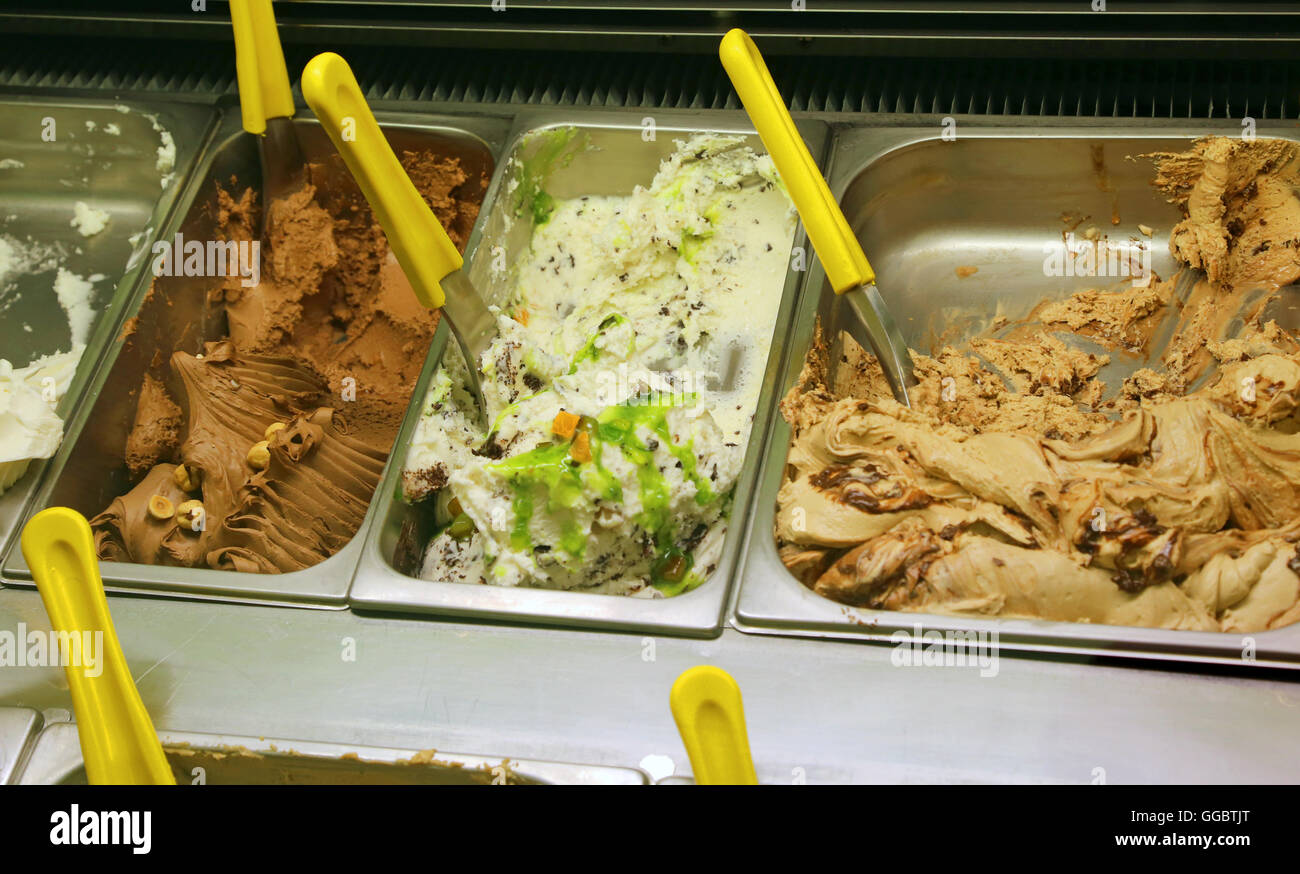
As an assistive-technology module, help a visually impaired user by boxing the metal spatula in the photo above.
[300,52,496,413]
[1264,286,1300,334]
[230,0,305,240]
[719,28,917,405]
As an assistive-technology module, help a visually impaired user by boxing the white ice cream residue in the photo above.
[71,200,111,237]
[53,268,97,348]
[0,347,81,494]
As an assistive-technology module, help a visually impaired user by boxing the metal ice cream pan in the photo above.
[349,108,823,636]
[17,721,646,785]
[0,95,216,572]
[1,101,507,607]
[0,706,42,783]
[733,117,1300,669]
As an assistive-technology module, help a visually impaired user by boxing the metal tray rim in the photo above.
[17,722,647,785]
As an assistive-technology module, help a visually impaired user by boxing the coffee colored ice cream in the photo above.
[776,136,1300,632]
[91,151,486,573]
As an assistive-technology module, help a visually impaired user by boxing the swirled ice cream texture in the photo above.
[90,152,486,572]
[403,134,797,596]
[93,341,393,572]
[777,136,1300,632]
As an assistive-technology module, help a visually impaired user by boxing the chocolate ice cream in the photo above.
[776,136,1300,632]
[91,151,486,573]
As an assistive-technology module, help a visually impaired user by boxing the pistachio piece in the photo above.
[176,499,205,532]
[246,440,271,470]
[147,495,174,521]
[448,513,476,540]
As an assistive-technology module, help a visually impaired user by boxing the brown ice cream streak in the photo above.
[776,136,1300,632]
[92,151,486,573]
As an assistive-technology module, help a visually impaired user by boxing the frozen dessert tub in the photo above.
[17,721,646,785]
[348,109,822,636]
[0,103,506,606]
[0,95,214,568]
[733,118,1300,669]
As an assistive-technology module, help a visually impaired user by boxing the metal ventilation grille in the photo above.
[1,36,1296,119]
[0,39,236,95]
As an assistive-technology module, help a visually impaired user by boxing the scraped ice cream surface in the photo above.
[90,151,486,573]
[402,133,797,597]
[777,136,1300,633]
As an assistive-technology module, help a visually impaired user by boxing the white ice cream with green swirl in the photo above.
[403,133,797,596]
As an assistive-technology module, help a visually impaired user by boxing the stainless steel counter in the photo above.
[0,706,40,783]
[3,585,1298,784]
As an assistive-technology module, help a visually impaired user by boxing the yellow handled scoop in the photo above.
[670,666,758,784]
[230,0,306,239]
[20,508,173,785]
[720,28,917,406]
[301,51,495,412]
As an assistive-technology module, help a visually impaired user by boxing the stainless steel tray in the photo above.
[0,95,215,570]
[17,721,646,785]
[732,118,1300,669]
[0,706,41,783]
[348,108,822,636]
[0,102,508,607]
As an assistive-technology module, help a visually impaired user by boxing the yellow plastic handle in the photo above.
[20,508,174,785]
[670,666,758,785]
[230,0,295,135]
[719,28,875,293]
[301,52,460,309]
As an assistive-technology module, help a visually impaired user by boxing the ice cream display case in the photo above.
[2,1,1300,794]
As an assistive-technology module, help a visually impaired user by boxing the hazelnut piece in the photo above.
[172,463,201,493]
[247,440,271,470]
[176,499,205,532]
